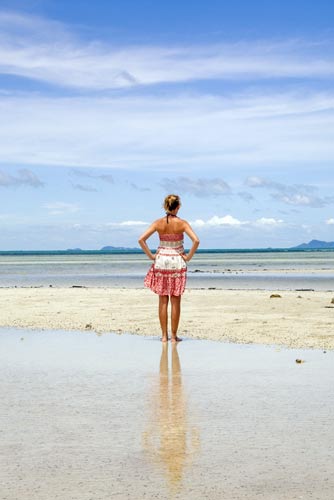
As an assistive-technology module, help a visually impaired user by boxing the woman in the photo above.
[138,194,200,342]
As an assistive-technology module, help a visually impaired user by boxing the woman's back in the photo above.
[155,215,186,236]
[138,193,200,342]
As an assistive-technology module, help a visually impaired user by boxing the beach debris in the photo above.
[270,294,282,298]
[85,323,92,330]
[297,295,303,299]
[331,298,334,304]
[295,359,305,364]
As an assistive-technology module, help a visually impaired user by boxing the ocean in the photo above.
[0,249,333,290]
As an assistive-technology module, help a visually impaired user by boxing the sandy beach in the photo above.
[1,287,333,349]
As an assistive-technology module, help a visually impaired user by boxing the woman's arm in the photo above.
[182,222,200,262]
[138,223,157,261]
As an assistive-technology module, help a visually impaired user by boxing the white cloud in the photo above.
[2,12,334,90]
[326,218,334,225]
[192,215,247,228]
[254,217,284,227]
[192,215,284,229]
[81,220,149,228]
[1,92,334,171]
[118,220,148,226]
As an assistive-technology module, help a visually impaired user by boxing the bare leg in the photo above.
[159,295,169,341]
[170,295,182,342]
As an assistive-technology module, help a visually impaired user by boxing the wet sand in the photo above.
[1,328,333,500]
[0,287,334,349]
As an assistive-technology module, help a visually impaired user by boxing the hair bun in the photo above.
[164,194,180,212]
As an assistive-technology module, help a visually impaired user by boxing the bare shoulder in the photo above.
[179,218,199,242]
[149,217,164,227]
[178,218,191,230]
[154,217,168,231]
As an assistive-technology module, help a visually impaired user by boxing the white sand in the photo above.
[1,287,334,349]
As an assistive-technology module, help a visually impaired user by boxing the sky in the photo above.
[1,0,334,250]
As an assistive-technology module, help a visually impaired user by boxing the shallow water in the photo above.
[1,328,334,499]
[1,251,334,290]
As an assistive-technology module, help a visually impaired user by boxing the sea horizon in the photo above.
[1,246,334,256]
[1,248,334,290]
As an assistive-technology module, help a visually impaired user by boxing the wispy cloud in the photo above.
[129,182,151,192]
[245,176,334,207]
[71,220,148,231]
[160,177,231,197]
[238,191,254,202]
[0,168,43,187]
[72,183,98,192]
[70,170,114,183]
[326,218,334,225]
[44,202,80,215]
[69,170,115,192]
[1,91,334,172]
[2,11,334,90]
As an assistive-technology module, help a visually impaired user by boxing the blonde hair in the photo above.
[164,194,180,213]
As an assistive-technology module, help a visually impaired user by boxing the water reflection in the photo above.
[143,343,199,493]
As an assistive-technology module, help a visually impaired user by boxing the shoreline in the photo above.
[1,287,334,350]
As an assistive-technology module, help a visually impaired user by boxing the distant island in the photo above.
[291,239,334,249]
[64,246,141,253]
[66,246,141,253]
[100,245,140,252]
[2,240,334,255]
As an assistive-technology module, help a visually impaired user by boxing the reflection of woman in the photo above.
[143,344,199,492]
[138,194,200,342]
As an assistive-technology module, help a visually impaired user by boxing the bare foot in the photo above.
[161,336,169,342]
[171,336,182,343]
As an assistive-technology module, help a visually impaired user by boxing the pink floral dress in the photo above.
[144,233,187,296]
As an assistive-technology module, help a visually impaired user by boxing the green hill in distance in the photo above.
[291,239,334,249]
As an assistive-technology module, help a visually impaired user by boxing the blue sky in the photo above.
[1,0,334,250]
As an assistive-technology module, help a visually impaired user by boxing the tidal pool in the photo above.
[1,328,333,499]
